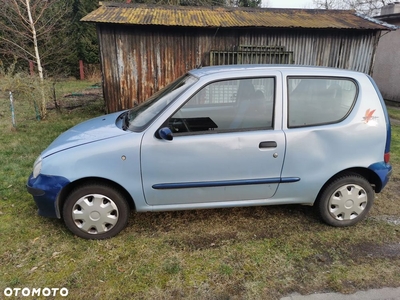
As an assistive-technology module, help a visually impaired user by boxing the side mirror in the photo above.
[158,127,173,141]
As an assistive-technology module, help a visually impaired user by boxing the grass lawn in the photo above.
[0,87,399,299]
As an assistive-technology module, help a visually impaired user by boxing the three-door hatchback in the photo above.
[27,65,392,239]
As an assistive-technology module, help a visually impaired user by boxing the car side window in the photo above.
[287,77,358,128]
[169,77,275,134]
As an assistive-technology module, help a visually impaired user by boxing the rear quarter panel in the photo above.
[276,70,387,204]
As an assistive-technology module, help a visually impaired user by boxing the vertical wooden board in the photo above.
[97,25,378,112]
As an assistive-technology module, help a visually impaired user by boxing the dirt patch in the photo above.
[370,215,400,225]
[352,242,400,259]
[48,84,103,110]
[391,118,400,125]
[165,231,239,251]
[312,252,335,265]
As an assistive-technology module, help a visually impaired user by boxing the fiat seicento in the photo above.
[27,65,392,239]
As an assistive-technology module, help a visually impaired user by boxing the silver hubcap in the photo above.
[328,184,367,221]
[72,194,119,234]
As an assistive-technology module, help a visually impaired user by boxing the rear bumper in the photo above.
[368,162,392,192]
[26,173,70,218]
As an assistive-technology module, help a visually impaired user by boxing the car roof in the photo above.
[188,64,363,78]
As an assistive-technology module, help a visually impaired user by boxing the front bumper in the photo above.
[26,173,70,218]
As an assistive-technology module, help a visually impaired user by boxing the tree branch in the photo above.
[0,36,35,59]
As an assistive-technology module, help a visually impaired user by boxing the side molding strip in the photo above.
[152,177,300,190]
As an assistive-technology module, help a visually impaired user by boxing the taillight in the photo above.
[384,152,390,163]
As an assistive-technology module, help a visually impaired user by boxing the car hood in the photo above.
[42,111,131,158]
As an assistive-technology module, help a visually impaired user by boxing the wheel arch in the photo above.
[56,177,135,218]
[315,167,382,205]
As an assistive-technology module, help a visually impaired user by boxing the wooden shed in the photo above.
[82,2,394,113]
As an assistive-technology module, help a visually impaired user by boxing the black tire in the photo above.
[63,183,130,239]
[318,173,374,227]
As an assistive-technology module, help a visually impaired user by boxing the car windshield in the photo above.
[126,74,198,131]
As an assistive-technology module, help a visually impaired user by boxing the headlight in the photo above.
[32,156,42,179]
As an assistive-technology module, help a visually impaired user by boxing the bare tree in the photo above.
[313,0,342,9]
[0,0,72,117]
[313,0,393,16]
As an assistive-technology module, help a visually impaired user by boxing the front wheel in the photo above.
[63,183,130,239]
[318,174,374,227]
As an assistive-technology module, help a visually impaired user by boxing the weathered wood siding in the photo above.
[97,24,380,113]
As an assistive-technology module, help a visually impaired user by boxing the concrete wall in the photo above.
[372,4,400,102]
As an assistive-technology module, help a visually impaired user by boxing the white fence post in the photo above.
[9,91,16,128]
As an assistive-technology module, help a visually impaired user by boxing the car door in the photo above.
[140,74,286,206]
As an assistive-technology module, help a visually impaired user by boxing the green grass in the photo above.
[388,106,400,121]
[0,90,400,299]
[53,79,101,100]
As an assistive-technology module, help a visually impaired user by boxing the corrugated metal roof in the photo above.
[81,2,392,30]
[358,12,399,29]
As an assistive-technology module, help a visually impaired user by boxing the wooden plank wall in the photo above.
[97,24,379,113]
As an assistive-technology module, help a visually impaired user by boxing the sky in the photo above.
[266,0,314,8]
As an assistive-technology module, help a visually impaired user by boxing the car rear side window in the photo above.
[287,77,358,128]
[169,77,275,134]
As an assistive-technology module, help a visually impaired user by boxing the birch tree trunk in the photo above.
[25,0,46,117]
[26,0,43,81]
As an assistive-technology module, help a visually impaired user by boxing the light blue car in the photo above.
[27,65,392,239]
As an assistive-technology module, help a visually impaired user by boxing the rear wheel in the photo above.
[63,183,129,239]
[318,174,374,227]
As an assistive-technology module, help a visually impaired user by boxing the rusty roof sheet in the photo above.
[81,2,393,30]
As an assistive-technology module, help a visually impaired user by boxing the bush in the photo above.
[0,63,52,120]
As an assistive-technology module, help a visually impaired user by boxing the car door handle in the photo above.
[259,141,277,148]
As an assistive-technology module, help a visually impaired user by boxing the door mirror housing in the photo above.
[158,127,173,141]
